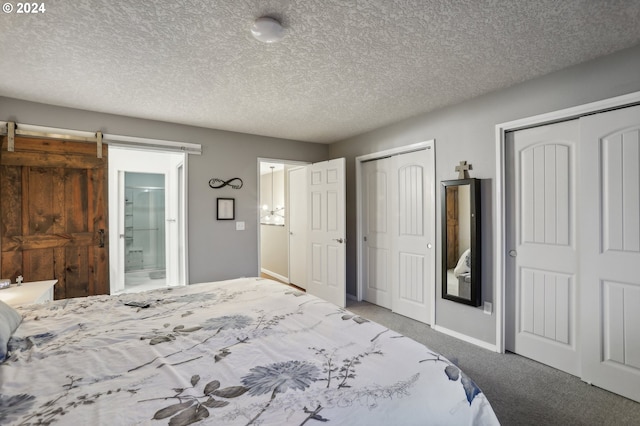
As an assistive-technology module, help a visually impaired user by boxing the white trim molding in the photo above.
[433,325,498,352]
[260,268,289,284]
[494,90,640,354]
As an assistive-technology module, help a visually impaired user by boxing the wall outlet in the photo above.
[483,301,493,315]
[236,221,245,231]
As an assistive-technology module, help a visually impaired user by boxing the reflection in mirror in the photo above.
[441,179,481,306]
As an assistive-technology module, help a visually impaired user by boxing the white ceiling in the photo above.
[1,0,639,144]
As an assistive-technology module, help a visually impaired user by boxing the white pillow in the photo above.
[0,299,23,362]
[453,249,471,278]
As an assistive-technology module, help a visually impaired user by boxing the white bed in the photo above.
[1,277,499,425]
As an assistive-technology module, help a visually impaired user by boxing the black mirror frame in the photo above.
[441,178,481,307]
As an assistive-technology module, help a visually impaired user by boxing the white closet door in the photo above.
[507,120,580,376]
[362,157,393,309]
[360,147,434,323]
[307,158,346,308]
[580,105,640,402]
[391,149,433,323]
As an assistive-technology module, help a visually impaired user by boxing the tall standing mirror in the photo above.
[441,178,481,306]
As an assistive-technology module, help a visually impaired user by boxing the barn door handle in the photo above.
[98,229,105,248]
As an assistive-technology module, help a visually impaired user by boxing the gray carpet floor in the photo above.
[346,300,640,426]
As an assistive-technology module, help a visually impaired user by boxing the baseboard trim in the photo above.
[432,325,498,352]
[260,268,289,284]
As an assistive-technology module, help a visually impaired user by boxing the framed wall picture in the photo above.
[217,198,235,220]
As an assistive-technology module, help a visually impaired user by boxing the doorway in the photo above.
[258,159,309,287]
[123,172,166,290]
[109,147,187,294]
[258,158,348,303]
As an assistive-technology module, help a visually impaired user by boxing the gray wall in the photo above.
[328,44,640,345]
[0,97,329,284]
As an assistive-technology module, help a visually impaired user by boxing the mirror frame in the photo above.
[441,178,481,307]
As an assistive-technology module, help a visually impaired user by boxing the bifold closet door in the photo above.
[361,157,393,309]
[507,104,640,403]
[580,105,640,403]
[392,148,432,324]
[506,120,580,376]
[361,148,434,324]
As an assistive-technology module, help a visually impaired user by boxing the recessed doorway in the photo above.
[109,147,187,294]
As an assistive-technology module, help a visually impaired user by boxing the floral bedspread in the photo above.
[1,278,499,425]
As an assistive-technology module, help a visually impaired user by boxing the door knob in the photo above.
[509,250,517,257]
[334,238,344,244]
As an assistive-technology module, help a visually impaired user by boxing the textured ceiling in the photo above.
[1,1,639,143]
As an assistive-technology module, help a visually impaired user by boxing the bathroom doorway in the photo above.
[109,147,187,294]
[123,172,166,290]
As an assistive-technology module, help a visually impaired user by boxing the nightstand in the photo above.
[0,279,57,307]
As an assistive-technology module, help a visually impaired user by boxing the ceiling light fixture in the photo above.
[251,16,285,43]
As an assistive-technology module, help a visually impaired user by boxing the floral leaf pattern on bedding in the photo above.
[14,376,134,425]
[242,361,320,396]
[145,377,249,426]
[7,332,56,355]
[461,373,482,405]
[142,323,203,346]
[0,393,35,424]
[311,345,383,389]
[244,361,321,425]
[422,351,483,405]
[202,315,253,331]
[340,314,369,324]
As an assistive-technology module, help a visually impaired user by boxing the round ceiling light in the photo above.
[251,16,285,43]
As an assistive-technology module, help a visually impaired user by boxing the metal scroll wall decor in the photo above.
[209,177,243,189]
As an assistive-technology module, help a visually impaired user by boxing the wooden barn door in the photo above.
[0,136,109,299]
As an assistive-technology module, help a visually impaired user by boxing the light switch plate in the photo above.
[483,301,492,315]
[236,221,245,231]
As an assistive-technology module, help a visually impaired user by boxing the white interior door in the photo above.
[391,148,433,323]
[307,158,346,307]
[166,157,186,286]
[362,157,393,309]
[114,170,126,293]
[580,105,640,402]
[288,167,308,289]
[506,120,580,376]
